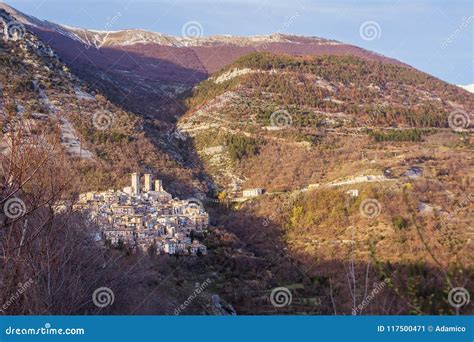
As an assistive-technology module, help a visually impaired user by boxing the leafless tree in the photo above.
[0,118,124,314]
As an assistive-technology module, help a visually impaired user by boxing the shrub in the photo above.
[392,216,409,229]
[12,78,35,94]
[369,129,424,142]
[225,135,259,162]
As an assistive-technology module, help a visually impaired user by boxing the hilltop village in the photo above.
[75,173,209,256]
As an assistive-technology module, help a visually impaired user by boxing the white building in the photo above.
[131,173,140,196]
[76,173,209,256]
[144,174,152,192]
[346,189,359,198]
[243,188,263,197]
[163,242,177,255]
[155,179,163,192]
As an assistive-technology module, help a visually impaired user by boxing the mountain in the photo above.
[175,52,473,314]
[178,52,473,193]
[0,5,202,196]
[0,5,221,315]
[0,2,407,122]
[1,3,473,315]
[459,84,474,93]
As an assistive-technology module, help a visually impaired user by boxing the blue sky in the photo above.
[4,0,473,85]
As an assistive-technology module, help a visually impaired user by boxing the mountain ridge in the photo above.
[459,84,474,94]
[178,52,473,193]
[0,3,360,48]
[0,2,411,121]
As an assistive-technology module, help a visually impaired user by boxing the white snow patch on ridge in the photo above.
[214,68,256,84]
[458,84,474,93]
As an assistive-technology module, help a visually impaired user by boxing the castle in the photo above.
[76,173,209,256]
